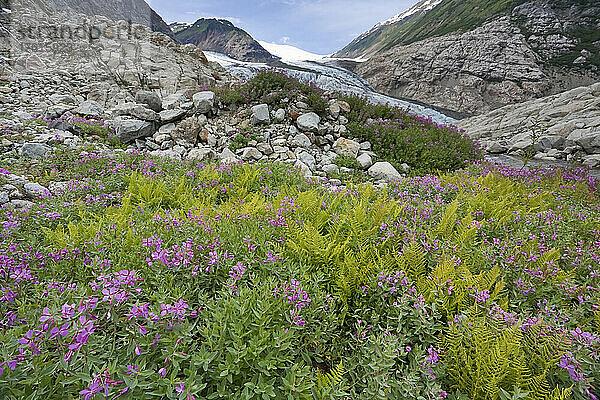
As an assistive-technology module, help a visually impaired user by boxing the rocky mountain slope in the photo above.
[174,19,275,63]
[42,0,174,38]
[1,0,225,109]
[338,0,600,116]
[457,82,600,167]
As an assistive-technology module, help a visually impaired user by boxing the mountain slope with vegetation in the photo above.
[338,0,600,115]
[174,18,276,63]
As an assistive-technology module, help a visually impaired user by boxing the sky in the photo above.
[146,0,420,54]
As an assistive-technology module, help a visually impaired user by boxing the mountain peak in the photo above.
[173,18,275,63]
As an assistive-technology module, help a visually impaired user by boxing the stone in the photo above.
[6,174,28,186]
[192,91,216,114]
[251,104,271,125]
[24,182,50,198]
[21,143,51,159]
[294,160,312,177]
[163,93,188,110]
[49,94,77,104]
[329,103,340,118]
[333,138,361,158]
[219,148,239,163]
[112,103,160,121]
[356,153,373,169]
[290,133,312,148]
[242,147,263,161]
[114,120,155,143]
[75,100,104,117]
[574,132,600,153]
[46,104,74,119]
[296,112,321,132]
[0,191,9,204]
[10,200,35,210]
[256,142,273,155]
[298,152,316,170]
[188,147,216,161]
[368,162,402,181]
[135,90,162,112]
[158,123,176,135]
[154,134,171,144]
[322,164,339,174]
[582,154,600,167]
[171,117,202,143]
[274,108,286,122]
[536,135,565,151]
[486,142,508,154]
[160,109,186,124]
[336,101,351,113]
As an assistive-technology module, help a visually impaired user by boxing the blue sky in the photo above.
[147,0,419,54]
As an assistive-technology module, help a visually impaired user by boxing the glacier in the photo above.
[205,51,456,126]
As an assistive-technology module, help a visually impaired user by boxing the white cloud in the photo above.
[279,36,291,44]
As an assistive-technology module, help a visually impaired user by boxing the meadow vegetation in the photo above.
[0,147,599,399]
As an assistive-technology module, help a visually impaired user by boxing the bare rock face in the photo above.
[351,1,600,116]
[2,0,226,109]
[457,82,600,160]
[43,0,175,38]
[356,18,551,116]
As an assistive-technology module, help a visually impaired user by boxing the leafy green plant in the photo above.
[229,129,264,152]
[519,114,547,170]
[333,155,361,170]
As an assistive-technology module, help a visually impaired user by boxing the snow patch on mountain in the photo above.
[258,41,327,62]
[377,0,445,28]
[356,0,446,42]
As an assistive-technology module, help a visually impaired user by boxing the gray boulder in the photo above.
[159,109,187,124]
[218,148,239,163]
[274,108,286,122]
[21,143,51,159]
[294,160,312,177]
[193,91,216,114]
[298,152,316,170]
[357,153,373,169]
[0,191,9,204]
[188,147,216,161]
[290,133,312,148]
[135,91,162,112]
[49,94,77,104]
[163,93,188,110]
[24,182,50,198]
[242,147,263,161]
[297,112,320,132]
[251,104,271,125]
[114,120,155,143]
[368,162,402,181]
[76,100,104,117]
[112,103,160,121]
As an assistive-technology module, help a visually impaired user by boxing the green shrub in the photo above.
[333,155,361,170]
[229,129,263,152]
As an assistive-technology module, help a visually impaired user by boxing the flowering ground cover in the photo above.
[0,146,599,400]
